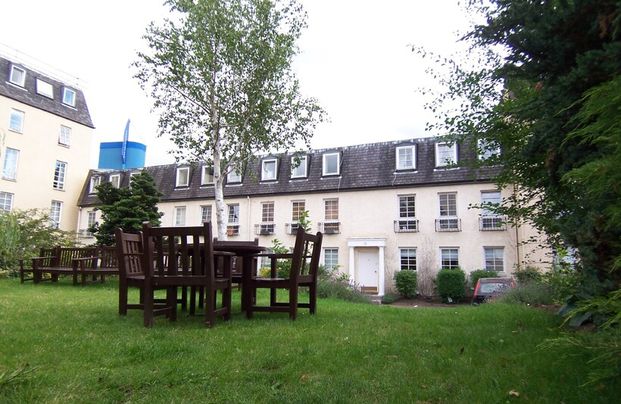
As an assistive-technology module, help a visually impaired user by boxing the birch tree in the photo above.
[134,0,325,239]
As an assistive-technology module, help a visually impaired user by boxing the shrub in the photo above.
[498,282,554,305]
[542,267,581,304]
[394,270,417,298]
[381,293,400,304]
[469,269,498,288]
[514,266,542,285]
[317,266,370,303]
[436,268,466,302]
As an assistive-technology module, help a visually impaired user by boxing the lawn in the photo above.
[0,278,617,403]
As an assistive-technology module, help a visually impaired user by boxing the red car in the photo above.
[472,277,516,303]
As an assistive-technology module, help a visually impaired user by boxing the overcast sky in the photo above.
[0,0,472,167]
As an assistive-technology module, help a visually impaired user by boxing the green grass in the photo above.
[0,278,617,403]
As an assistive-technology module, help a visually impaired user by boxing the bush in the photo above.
[436,268,466,302]
[394,270,417,298]
[469,269,498,288]
[514,266,542,285]
[381,293,400,304]
[498,282,554,305]
[542,267,581,304]
[317,266,370,303]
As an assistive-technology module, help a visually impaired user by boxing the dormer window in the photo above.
[291,155,308,178]
[110,174,120,188]
[176,167,190,187]
[89,176,101,193]
[478,139,501,161]
[396,145,416,170]
[322,152,340,176]
[36,79,54,98]
[9,65,26,87]
[435,142,457,167]
[261,158,278,181]
[201,165,214,185]
[227,168,242,184]
[62,87,76,107]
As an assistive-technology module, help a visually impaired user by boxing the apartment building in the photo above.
[78,137,548,295]
[0,55,94,232]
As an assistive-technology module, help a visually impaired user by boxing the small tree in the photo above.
[90,171,162,245]
[134,0,326,239]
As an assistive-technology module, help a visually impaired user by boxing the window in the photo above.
[478,139,501,161]
[110,174,120,188]
[128,172,139,188]
[258,202,275,234]
[435,142,457,167]
[481,191,501,215]
[9,65,25,86]
[9,109,24,133]
[441,248,459,269]
[2,148,19,180]
[227,203,240,236]
[291,155,308,178]
[50,200,62,229]
[396,145,416,170]
[322,152,340,176]
[89,176,101,193]
[261,158,278,181]
[176,167,190,187]
[227,168,242,184]
[0,191,14,211]
[53,161,67,190]
[59,125,71,146]
[484,247,504,271]
[174,206,186,227]
[36,78,54,98]
[87,211,97,228]
[289,200,305,234]
[62,87,76,107]
[395,194,417,232]
[400,248,417,270]
[437,192,459,231]
[480,191,505,230]
[201,205,212,223]
[201,165,214,185]
[322,198,340,234]
[324,248,339,269]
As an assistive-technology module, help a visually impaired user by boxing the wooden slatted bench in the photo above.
[19,246,97,285]
[74,246,119,285]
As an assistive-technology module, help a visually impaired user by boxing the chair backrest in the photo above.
[57,247,97,267]
[289,229,323,283]
[98,246,118,268]
[141,222,214,279]
[115,229,144,279]
[214,237,258,276]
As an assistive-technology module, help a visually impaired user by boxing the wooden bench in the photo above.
[74,246,119,285]
[20,246,97,285]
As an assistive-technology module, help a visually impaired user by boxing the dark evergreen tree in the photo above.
[90,171,162,245]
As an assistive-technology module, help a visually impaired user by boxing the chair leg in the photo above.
[309,284,317,315]
[223,286,232,321]
[189,286,197,316]
[289,287,298,320]
[205,287,216,327]
[167,287,178,322]
[119,282,128,315]
[143,285,154,327]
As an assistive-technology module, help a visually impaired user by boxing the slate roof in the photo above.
[0,56,94,128]
[78,137,499,207]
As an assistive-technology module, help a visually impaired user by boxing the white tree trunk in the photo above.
[212,144,228,240]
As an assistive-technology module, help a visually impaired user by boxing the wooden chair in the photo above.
[115,229,172,323]
[246,229,322,320]
[141,222,233,327]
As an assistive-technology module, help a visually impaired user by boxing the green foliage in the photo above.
[90,171,162,245]
[499,283,554,306]
[266,238,291,278]
[566,288,621,330]
[514,266,542,285]
[297,209,311,232]
[394,270,417,299]
[469,269,498,288]
[436,268,466,302]
[134,0,325,238]
[0,209,74,275]
[380,293,400,304]
[542,267,582,305]
[317,265,370,303]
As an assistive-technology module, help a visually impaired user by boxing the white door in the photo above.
[356,247,379,290]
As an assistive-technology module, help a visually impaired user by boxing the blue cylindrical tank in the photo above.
[98,141,146,169]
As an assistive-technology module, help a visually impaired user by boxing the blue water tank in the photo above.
[98,141,146,169]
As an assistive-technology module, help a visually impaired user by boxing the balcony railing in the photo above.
[78,229,93,237]
[479,216,507,231]
[319,221,340,234]
[285,222,300,235]
[394,219,419,233]
[254,223,275,236]
[435,218,461,232]
[226,224,240,236]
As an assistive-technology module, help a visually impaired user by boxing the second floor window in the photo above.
[174,206,186,226]
[2,148,19,180]
[435,142,457,167]
[322,152,340,176]
[399,195,415,218]
[59,125,71,146]
[481,191,501,215]
[9,65,25,87]
[292,200,305,222]
[227,168,242,184]
[89,176,101,193]
[9,109,24,133]
[62,87,76,107]
[325,199,339,221]
[439,193,457,217]
[53,161,67,190]
[201,165,214,185]
[396,146,416,170]
[110,174,120,188]
[261,159,278,181]
[262,202,274,223]
[228,204,240,224]
[201,205,212,223]
[176,167,190,187]
[290,155,308,178]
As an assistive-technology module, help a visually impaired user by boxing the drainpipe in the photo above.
[247,196,252,240]
[76,207,82,244]
[513,184,521,270]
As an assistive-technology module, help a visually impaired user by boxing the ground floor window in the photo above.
[324,248,338,270]
[50,200,62,229]
[440,248,459,269]
[0,191,13,211]
[399,248,417,270]
[484,247,504,271]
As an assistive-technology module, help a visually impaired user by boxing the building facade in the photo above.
[78,138,548,295]
[0,56,94,232]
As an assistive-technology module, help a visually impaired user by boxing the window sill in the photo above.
[1,177,17,182]
[58,143,70,149]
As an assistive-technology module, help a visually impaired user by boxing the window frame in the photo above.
[109,174,120,189]
[435,142,458,167]
[62,87,76,107]
[484,247,504,272]
[9,65,26,87]
[399,248,417,271]
[227,168,242,184]
[89,176,101,193]
[396,145,416,170]
[227,203,240,224]
[59,125,71,147]
[200,205,212,223]
[261,158,278,181]
[36,78,54,98]
[50,200,63,229]
[53,160,67,190]
[174,206,187,227]
[9,109,25,133]
[440,247,460,270]
[2,148,19,180]
[478,139,501,161]
[201,165,214,185]
[176,166,190,187]
[290,155,308,178]
[439,192,457,217]
[0,191,14,211]
[323,248,339,269]
[322,152,340,176]
[87,210,97,229]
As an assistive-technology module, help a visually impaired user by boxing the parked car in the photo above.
[472,277,516,303]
